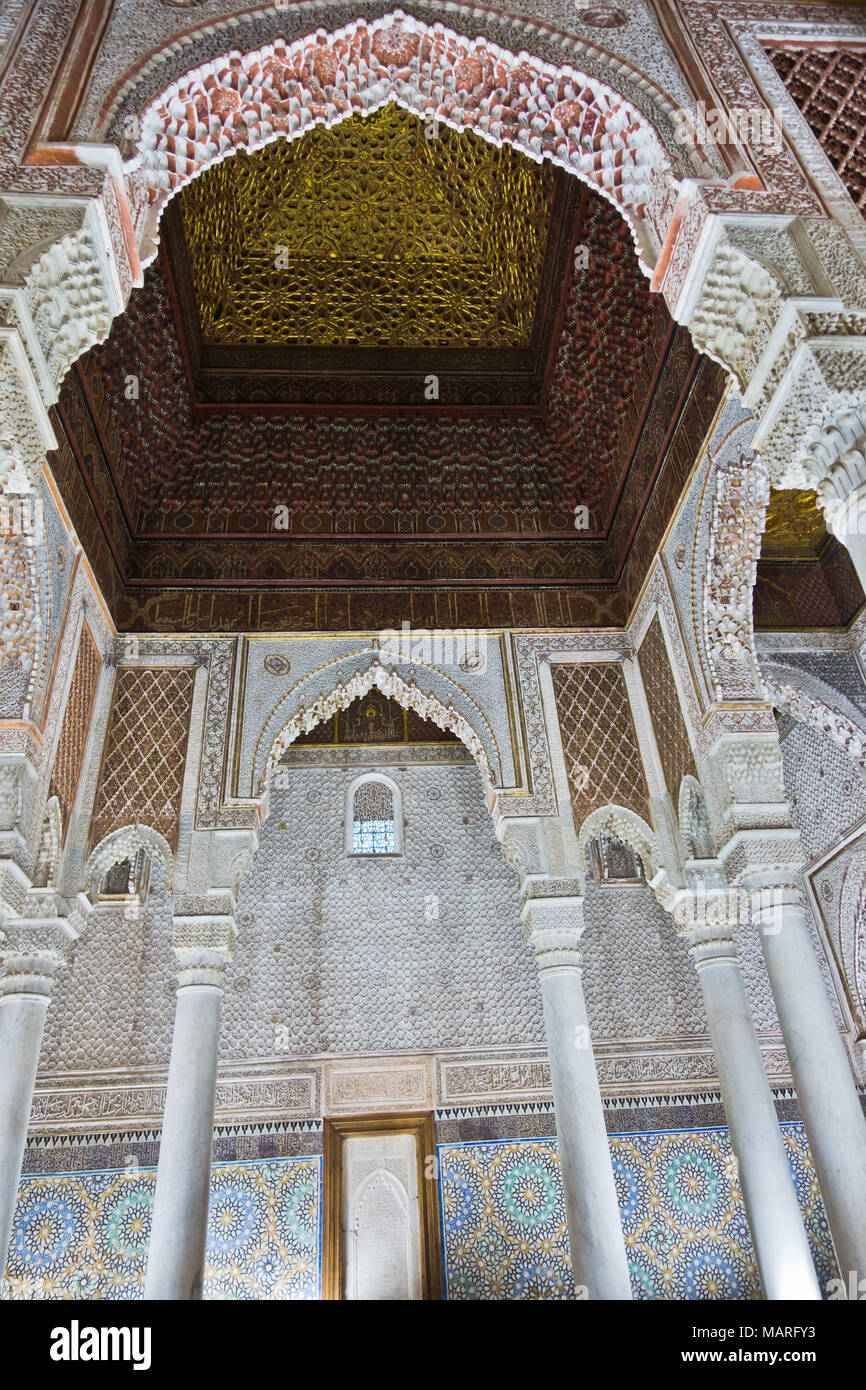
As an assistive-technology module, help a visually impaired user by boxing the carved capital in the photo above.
[22,205,122,396]
[719,828,804,890]
[740,876,805,928]
[171,904,236,989]
[669,887,740,969]
[0,915,76,999]
[521,891,584,971]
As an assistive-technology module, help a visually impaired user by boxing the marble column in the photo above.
[522,886,632,1300]
[144,906,235,1301]
[672,888,820,1299]
[0,919,73,1283]
[749,880,866,1287]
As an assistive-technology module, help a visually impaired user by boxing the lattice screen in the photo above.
[550,662,650,830]
[352,779,396,855]
[88,667,195,853]
[769,45,866,209]
[637,615,696,801]
[49,622,101,835]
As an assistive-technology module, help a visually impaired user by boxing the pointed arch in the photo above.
[259,656,498,796]
[133,11,678,274]
[83,824,175,902]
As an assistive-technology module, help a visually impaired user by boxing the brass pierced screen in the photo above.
[178,103,555,348]
[49,622,101,833]
[88,667,195,854]
[637,615,696,800]
[769,46,866,209]
[551,662,651,830]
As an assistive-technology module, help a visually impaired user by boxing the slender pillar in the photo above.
[0,921,71,1283]
[522,887,632,1300]
[673,888,820,1299]
[749,880,866,1288]
[145,909,235,1301]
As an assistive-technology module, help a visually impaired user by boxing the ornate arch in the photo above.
[577,804,660,886]
[761,658,866,772]
[133,11,677,273]
[31,793,62,890]
[82,823,175,901]
[260,656,496,796]
[678,774,717,861]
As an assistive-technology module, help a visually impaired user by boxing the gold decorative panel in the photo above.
[551,662,650,831]
[88,667,195,854]
[49,622,101,835]
[761,489,829,560]
[178,103,555,348]
[637,615,696,801]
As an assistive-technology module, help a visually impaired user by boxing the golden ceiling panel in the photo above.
[177,103,556,349]
[762,489,829,560]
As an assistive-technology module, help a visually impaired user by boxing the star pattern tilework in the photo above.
[5,1158,321,1301]
[438,1125,836,1301]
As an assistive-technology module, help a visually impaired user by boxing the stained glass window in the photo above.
[352,780,397,855]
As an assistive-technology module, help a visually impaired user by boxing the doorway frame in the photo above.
[322,1112,443,1300]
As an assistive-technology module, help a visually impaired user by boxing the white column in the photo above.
[144,908,235,1301]
[0,921,71,1282]
[823,477,866,596]
[749,881,866,1287]
[522,888,632,1300]
[673,889,820,1299]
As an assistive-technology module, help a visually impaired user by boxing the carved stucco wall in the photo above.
[780,716,866,863]
[35,752,805,1080]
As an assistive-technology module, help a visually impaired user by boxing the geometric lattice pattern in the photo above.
[88,667,195,854]
[637,615,696,801]
[351,779,397,855]
[439,1125,837,1300]
[48,622,101,834]
[770,46,866,209]
[5,1157,321,1301]
[180,104,554,349]
[551,662,650,829]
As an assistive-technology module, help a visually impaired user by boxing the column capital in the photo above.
[668,887,740,968]
[0,916,76,1000]
[520,883,584,971]
[171,897,237,990]
[743,878,806,926]
[719,828,804,888]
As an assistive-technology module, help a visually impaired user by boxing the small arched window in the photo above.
[346,774,403,856]
[587,832,645,885]
[97,848,151,905]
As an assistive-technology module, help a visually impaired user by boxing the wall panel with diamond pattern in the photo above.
[551,662,650,830]
[769,46,866,209]
[49,622,101,837]
[637,615,696,802]
[88,667,195,853]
